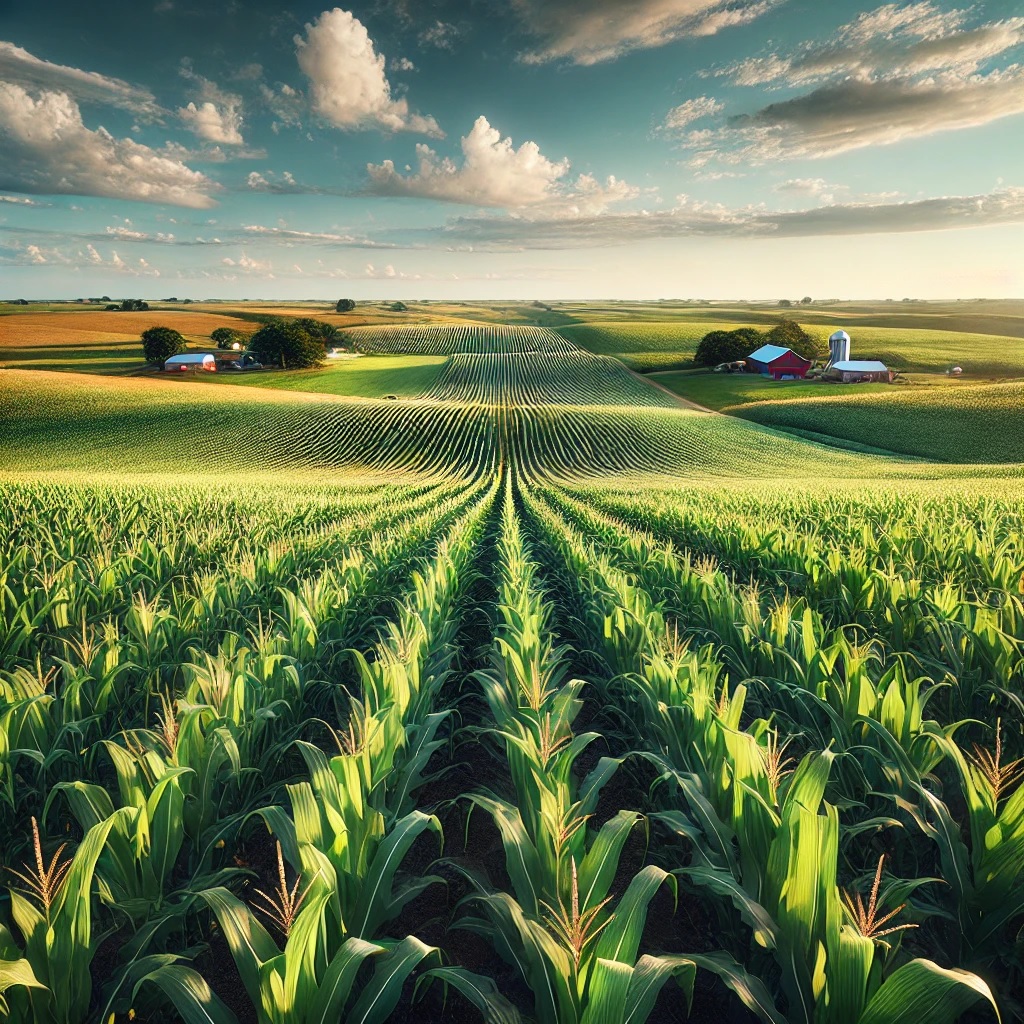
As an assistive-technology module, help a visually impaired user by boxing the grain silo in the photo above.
[827,330,851,368]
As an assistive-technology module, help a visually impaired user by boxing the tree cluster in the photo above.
[118,299,149,311]
[693,327,762,367]
[247,319,326,369]
[141,326,186,364]
[694,319,823,367]
[335,298,356,313]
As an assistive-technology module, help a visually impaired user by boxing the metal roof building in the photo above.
[826,359,892,383]
[746,344,812,379]
[164,353,216,372]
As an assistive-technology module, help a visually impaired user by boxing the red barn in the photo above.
[746,344,812,380]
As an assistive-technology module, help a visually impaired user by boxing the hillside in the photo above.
[0,326,953,482]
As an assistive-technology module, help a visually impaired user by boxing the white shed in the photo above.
[165,353,216,372]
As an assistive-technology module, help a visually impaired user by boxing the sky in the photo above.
[0,0,1022,299]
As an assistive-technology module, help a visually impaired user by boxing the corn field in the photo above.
[1,325,1022,1023]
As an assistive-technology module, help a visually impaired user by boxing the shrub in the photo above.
[141,326,186,364]
[694,327,763,367]
[247,321,325,369]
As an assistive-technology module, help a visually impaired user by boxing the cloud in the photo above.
[25,243,46,263]
[721,10,1024,86]
[422,185,1024,249]
[221,252,273,274]
[80,243,160,274]
[0,83,217,207]
[773,177,839,202]
[693,3,1024,165]
[179,100,243,144]
[366,116,571,207]
[0,193,40,205]
[514,0,780,65]
[177,66,245,145]
[0,41,162,117]
[418,21,461,51]
[391,56,416,72]
[260,82,303,130]
[295,8,442,135]
[721,72,1024,161]
[244,169,333,195]
[661,95,723,131]
[242,224,398,248]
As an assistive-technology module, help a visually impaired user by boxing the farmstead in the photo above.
[746,342,812,379]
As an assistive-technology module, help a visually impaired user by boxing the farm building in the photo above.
[826,330,851,367]
[746,344,812,380]
[824,360,893,384]
[164,353,216,372]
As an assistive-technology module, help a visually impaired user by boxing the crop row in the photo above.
[3,472,1022,1023]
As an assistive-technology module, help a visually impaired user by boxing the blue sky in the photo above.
[1,0,1022,298]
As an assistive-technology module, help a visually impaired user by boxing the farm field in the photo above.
[1,320,1023,1024]
[730,379,1024,463]
[0,310,257,374]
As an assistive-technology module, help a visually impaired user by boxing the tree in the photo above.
[335,298,356,313]
[389,301,407,312]
[293,318,340,346]
[778,298,792,307]
[694,327,763,367]
[141,326,186,364]
[764,318,823,360]
[801,296,813,304]
[121,298,149,311]
[247,321,325,369]
[211,327,246,349]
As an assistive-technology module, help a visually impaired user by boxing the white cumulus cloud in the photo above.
[366,116,569,206]
[0,83,217,207]
[295,8,442,136]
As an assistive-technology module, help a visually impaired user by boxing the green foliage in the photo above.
[211,326,246,349]
[121,299,150,311]
[694,327,762,367]
[248,321,326,369]
[141,325,186,364]
[336,298,356,313]
[764,318,823,360]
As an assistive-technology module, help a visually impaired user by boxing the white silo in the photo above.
[828,330,851,367]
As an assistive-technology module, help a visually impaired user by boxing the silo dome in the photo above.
[829,330,851,342]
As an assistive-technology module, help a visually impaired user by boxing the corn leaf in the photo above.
[858,959,1001,1024]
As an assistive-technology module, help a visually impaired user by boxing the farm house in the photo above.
[825,359,893,383]
[746,344,812,379]
[164,353,216,372]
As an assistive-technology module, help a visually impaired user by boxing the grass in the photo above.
[652,371,894,410]
[199,354,448,399]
